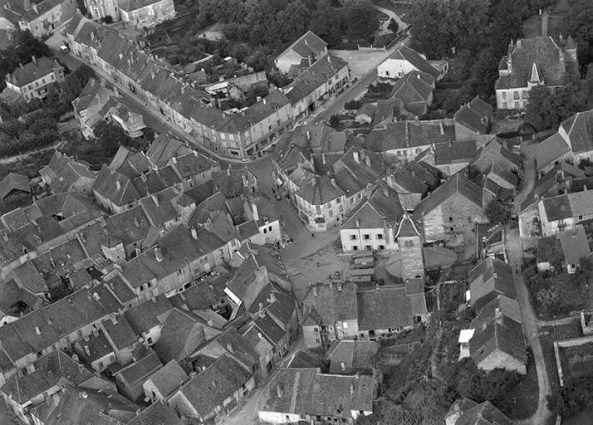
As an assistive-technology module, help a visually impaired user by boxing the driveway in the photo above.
[374,4,408,33]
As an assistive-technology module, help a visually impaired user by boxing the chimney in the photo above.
[365,154,371,167]
[276,385,283,398]
[227,166,231,176]
[331,178,336,187]
[134,217,140,227]
[226,343,234,354]
[341,362,346,372]
[151,194,159,206]
[322,153,326,164]
[516,39,522,49]
[84,345,91,357]
[306,130,310,140]
[353,151,360,163]
[439,121,444,135]
[191,227,198,240]
[584,185,588,191]
[337,283,343,291]
[313,286,318,296]
[116,181,121,191]
[35,326,41,335]
[355,218,360,228]
[155,247,163,262]
[252,203,259,221]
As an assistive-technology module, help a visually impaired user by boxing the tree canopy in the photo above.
[524,83,588,131]
[562,0,593,73]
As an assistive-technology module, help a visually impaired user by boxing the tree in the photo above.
[388,18,399,34]
[524,83,588,131]
[456,364,521,413]
[485,199,512,225]
[563,0,593,73]
[343,0,380,42]
[547,381,591,418]
[329,115,341,129]
[93,120,129,157]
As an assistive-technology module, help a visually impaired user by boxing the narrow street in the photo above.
[506,139,554,425]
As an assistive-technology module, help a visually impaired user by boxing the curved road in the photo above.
[375,4,408,32]
[507,144,554,425]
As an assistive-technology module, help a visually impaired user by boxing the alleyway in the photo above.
[506,139,555,425]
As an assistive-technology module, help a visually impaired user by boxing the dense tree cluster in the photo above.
[524,83,588,131]
[0,110,58,157]
[409,0,553,102]
[563,0,593,73]
[0,31,52,92]
[196,0,379,48]
[45,64,97,118]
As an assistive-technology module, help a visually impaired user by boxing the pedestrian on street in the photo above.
[311,233,315,239]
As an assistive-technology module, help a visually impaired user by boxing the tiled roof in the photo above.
[365,120,455,152]
[435,140,477,165]
[341,183,403,229]
[153,308,207,363]
[0,172,29,199]
[454,97,493,135]
[6,56,56,86]
[101,315,138,350]
[357,285,414,331]
[456,401,512,425]
[469,258,516,310]
[557,226,591,265]
[386,45,440,78]
[124,295,173,335]
[286,350,325,369]
[279,30,327,61]
[302,282,358,325]
[262,369,376,417]
[471,295,522,331]
[1,351,93,404]
[560,109,593,155]
[176,354,252,418]
[128,402,185,425]
[389,71,435,116]
[326,340,379,374]
[535,132,571,171]
[413,172,483,219]
[469,315,527,367]
[93,165,141,208]
[146,135,191,168]
[116,348,162,386]
[296,175,345,204]
[145,359,189,399]
[496,37,567,90]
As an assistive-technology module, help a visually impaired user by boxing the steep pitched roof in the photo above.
[454,97,493,135]
[93,165,140,208]
[176,354,252,418]
[469,258,516,310]
[560,109,593,154]
[557,226,591,265]
[6,56,57,86]
[128,402,185,425]
[389,71,435,116]
[341,183,404,230]
[496,36,567,89]
[435,140,477,165]
[413,172,483,219]
[0,173,29,199]
[145,359,189,399]
[1,351,93,404]
[153,308,207,363]
[386,45,440,78]
[115,349,162,386]
[456,401,512,425]
[535,132,571,171]
[469,315,527,367]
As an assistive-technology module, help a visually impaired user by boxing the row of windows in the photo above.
[349,233,383,241]
[352,245,385,251]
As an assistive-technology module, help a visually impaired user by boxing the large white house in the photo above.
[377,45,448,82]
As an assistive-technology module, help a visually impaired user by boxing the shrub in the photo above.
[345,100,362,110]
